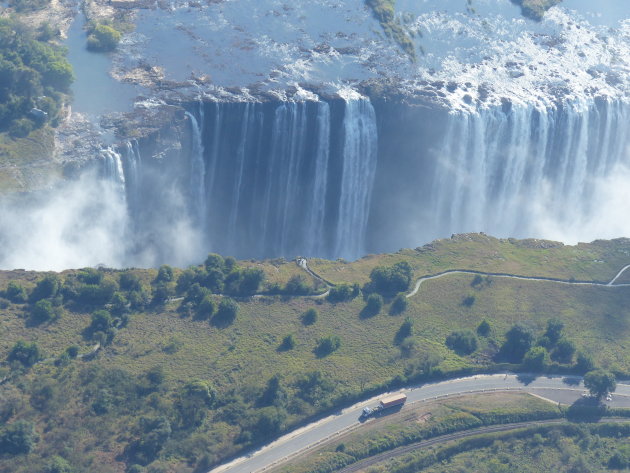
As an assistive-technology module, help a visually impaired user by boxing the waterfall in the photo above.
[335,98,378,260]
[100,146,127,203]
[186,110,206,229]
[429,98,630,241]
[305,101,331,256]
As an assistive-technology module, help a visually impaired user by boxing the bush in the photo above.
[0,420,37,455]
[445,330,478,355]
[279,334,295,351]
[120,271,142,291]
[327,283,359,303]
[87,24,122,52]
[523,346,550,371]
[8,340,41,367]
[155,265,174,283]
[575,351,595,373]
[44,455,73,473]
[362,293,383,317]
[195,296,216,320]
[302,308,318,325]
[477,319,491,336]
[552,338,576,364]
[315,335,341,357]
[30,274,60,302]
[390,293,408,315]
[212,298,238,327]
[31,298,60,323]
[366,261,413,295]
[5,281,27,303]
[545,318,564,344]
[395,317,414,344]
[498,324,533,363]
[8,118,34,137]
[283,274,310,295]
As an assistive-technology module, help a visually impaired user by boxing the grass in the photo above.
[0,236,629,472]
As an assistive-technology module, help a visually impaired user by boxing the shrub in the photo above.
[498,324,534,363]
[390,293,408,315]
[327,283,359,303]
[5,281,27,303]
[477,319,491,337]
[44,456,73,473]
[0,420,37,454]
[545,318,564,344]
[302,308,318,325]
[575,351,595,373]
[445,330,478,355]
[87,24,122,52]
[523,346,550,371]
[196,296,216,320]
[212,298,238,327]
[119,271,142,291]
[552,338,576,364]
[315,335,341,357]
[279,334,295,351]
[362,293,383,317]
[31,299,60,323]
[395,317,414,344]
[8,118,34,137]
[8,340,41,367]
[30,274,60,302]
[284,274,310,295]
[155,265,174,283]
[366,261,413,295]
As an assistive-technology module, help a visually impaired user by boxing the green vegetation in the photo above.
[0,18,72,134]
[7,0,50,12]
[86,23,122,52]
[584,370,617,399]
[445,330,478,355]
[365,0,417,61]
[0,237,629,472]
[510,0,562,21]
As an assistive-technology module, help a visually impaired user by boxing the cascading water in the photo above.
[335,99,378,260]
[428,98,630,242]
[100,147,127,204]
[186,110,207,230]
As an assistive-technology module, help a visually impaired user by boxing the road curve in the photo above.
[208,374,630,473]
[406,264,630,298]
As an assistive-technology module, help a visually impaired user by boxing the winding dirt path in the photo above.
[406,264,630,298]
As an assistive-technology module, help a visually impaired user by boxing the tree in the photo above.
[8,340,41,367]
[390,293,408,315]
[204,253,225,272]
[44,455,74,473]
[523,346,550,371]
[175,379,216,429]
[366,261,413,295]
[195,296,216,320]
[5,281,27,303]
[394,317,414,344]
[327,283,359,303]
[545,318,564,344]
[155,265,174,283]
[212,297,238,327]
[89,309,113,333]
[301,308,318,325]
[238,268,265,295]
[259,374,287,407]
[279,334,295,351]
[119,271,142,291]
[0,420,37,454]
[315,335,341,357]
[31,298,60,323]
[584,369,616,399]
[284,274,310,295]
[445,330,478,355]
[498,324,534,363]
[477,319,491,337]
[575,351,595,374]
[363,293,383,317]
[86,24,122,52]
[30,274,60,302]
[553,338,576,363]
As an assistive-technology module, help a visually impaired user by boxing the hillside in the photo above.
[0,234,629,472]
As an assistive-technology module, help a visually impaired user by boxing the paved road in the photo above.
[208,374,630,473]
[406,264,630,298]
